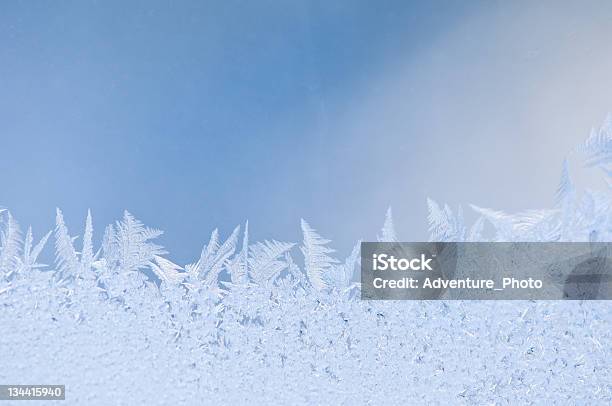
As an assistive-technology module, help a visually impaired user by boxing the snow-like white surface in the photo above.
[1,275,610,405]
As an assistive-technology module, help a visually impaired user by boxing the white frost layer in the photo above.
[1,276,610,405]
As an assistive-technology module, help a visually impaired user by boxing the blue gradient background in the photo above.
[2,1,612,263]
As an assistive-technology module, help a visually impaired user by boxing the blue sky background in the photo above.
[2,1,612,263]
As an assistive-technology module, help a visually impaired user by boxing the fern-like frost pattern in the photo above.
[2,118,612,404]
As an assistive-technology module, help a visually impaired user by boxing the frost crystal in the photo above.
[1,118,612,404]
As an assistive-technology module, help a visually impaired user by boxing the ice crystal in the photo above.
[1,118,612,404]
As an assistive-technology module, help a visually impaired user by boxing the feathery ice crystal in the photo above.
[1,117,612,404]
